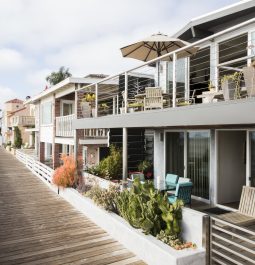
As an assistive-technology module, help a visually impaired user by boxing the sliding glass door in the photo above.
[165,132,184,177]
[187,131,210,199]
[250,132,255,187]
[165,130,210,199]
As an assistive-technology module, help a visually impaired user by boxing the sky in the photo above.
[0,0,241,109]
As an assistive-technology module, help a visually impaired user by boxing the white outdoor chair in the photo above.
[144,87,163,110]
[243,66,255,97]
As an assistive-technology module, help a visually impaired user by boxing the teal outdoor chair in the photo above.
[168,182,193,206]
[165,174,179,191]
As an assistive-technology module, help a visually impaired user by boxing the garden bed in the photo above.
[59,187,206,265]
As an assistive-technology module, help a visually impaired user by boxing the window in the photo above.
[41,102,52,125]
[167,58,187,96]
[61,100,74,116]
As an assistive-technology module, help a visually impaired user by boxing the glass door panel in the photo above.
[250,132,255,187]
[165,132,184,177]
[187,131,210,199]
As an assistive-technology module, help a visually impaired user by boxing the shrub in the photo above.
[52,155,77,188]
[137,160,152,173]
[156,231,196,250]
[14,127,22,148]
[86,184,120,213]
[86,145,122,180]
[115,179,183,237]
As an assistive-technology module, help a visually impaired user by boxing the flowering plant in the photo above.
[83,93,95,102]
[52,155,77,188]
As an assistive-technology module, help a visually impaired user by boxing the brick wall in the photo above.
[55,98,60,117]
[77,91,85,119]
[53,143,60,169]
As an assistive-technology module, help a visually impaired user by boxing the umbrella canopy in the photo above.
[120,33,198,62]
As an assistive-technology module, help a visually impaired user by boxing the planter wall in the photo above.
[83,172,119,189]
[59,188,206,265]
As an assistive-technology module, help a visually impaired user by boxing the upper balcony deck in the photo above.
[10,115,35,127]
[74,19,255,130]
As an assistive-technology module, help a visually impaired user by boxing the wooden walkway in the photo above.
[0,148,146,265]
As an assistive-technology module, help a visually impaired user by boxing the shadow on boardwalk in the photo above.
[0,148,145,265]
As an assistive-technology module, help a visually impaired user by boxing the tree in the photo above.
[14,127,22,148]
[46,66,72,86]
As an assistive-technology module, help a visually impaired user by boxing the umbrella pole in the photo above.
[157,61,160,87]
[157,49,161,87]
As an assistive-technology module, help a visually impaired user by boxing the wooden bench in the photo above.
[220,186,255,225]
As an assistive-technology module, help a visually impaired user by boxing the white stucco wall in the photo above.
[39,95,54,143]
[153,130,165,185]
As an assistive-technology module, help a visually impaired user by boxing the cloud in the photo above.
[0,0,240,98]
[25,68,50,94]
[0,48,30,71]
[0,85,18,109]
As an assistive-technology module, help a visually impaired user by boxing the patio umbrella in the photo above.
[120,32,198,61]
[120,33,199,85]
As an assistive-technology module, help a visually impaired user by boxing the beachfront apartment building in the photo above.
[72,0,255,209]
[24,0,255,208]
[1,99,35,147]
[26,74,115,169]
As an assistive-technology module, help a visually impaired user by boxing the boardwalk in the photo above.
[0,148,145,265]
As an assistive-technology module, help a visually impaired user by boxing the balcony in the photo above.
[74,19,255,130]
[11,116,35,127]
[79,128,109,145]
[56,114,75,137]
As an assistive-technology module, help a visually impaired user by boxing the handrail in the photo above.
[77,18,255,92]
[210,215,255,264]
[16,150,53,183]
[56,114,75,137]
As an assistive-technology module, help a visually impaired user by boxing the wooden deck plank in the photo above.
[0,148,146,265]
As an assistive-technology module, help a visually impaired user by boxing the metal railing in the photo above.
[84,128,109,138]
[16,149,53,183]
[76,18,255,119]
[210,216,255,265]
[56,114,75,137]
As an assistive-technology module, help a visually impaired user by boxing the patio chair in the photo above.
[144,87,163,110]
[243,66,255,97]
[165,173,179,191]
[219,186,255,225]
[168,182,193,206]
[176,89,196,107]
[127,172,145,187]
[178,177,191,183]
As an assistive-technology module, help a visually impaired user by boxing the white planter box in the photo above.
[83,172,119,189]
[59,188,206,265]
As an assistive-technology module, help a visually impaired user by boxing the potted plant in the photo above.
[81,93,95,118]
[137,160,153,179]
[100,103,110,115]
[128,102,144,112]
[208,81,216,92]
[221,71,242,100]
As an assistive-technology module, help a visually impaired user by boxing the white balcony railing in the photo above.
[56,114,75,137]
[11,116,35,127]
